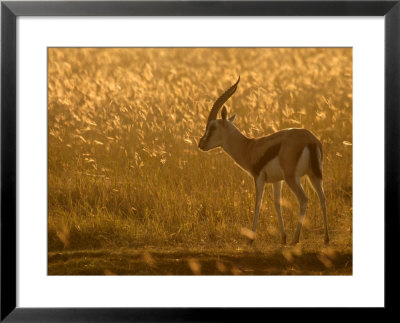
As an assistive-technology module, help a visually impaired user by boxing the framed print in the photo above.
[1,0,399,321]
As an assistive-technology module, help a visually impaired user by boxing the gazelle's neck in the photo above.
[222,125,252,172]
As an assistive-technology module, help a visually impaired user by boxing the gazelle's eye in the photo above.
[205,125,216,139]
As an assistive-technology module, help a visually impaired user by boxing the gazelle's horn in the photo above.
[206,76,240,126]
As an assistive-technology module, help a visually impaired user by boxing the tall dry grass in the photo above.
[48,48,352,253]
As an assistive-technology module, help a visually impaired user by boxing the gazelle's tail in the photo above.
[308,143,322,179]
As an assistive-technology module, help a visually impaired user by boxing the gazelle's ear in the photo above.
[228,113,237,122]
[221,106,227,120]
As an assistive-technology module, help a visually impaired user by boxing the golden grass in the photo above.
[48,48,352,266]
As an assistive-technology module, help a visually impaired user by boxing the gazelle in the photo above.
[198,77,329,245]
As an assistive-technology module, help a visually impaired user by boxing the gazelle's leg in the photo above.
[308,175,329,244]
[252,175,265,236]
[273,181,286,244]
[285,176,308,244]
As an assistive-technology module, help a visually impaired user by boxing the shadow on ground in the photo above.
[48,247,352,275]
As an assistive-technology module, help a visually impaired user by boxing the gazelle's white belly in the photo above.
[262,157,284,182]
[262,147,310,183]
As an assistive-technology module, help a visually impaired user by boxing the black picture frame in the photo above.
[1,0,399,321]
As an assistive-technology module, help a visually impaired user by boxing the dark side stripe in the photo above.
[308,143,322,179]
[251,143,281,177]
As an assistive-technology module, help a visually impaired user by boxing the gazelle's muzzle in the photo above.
[198,136,207,151]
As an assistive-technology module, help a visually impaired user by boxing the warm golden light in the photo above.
[48,48,352,275]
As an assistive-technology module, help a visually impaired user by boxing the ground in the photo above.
[48,245,352,275]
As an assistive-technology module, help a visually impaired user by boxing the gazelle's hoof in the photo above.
[281,236,287,245]
[324,237,330,245]
[290,240,299,246]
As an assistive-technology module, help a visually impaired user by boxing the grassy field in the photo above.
[48,48,352,275]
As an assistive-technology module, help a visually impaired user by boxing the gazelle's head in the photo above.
[198,77,240,151]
